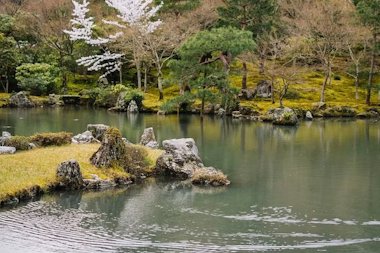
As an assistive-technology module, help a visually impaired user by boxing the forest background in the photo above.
[1,0,380,115]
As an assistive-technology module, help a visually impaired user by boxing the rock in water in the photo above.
[272,107,299,126]
[156,138,203,179]
[140,127,156,146]
[56,159,83,189]
[8,91,35,108]
[115,92,127,111]
[127,100,139,113]
[87,124,109,141]
[306,111,313,120]
[90,127,126,168]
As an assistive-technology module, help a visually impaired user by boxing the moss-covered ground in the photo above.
[0,144,162,204]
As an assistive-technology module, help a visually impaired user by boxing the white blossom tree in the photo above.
[65,0,162,82]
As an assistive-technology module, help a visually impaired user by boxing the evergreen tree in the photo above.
[169,27,255,116]
[217,0,280,89]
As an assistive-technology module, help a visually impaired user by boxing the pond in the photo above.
[1,107,380,252]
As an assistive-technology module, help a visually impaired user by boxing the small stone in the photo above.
[157,110,166,115]
[146,141,159,149]
[218,108,226,117]
[28,143,36,150]
[306,111,313,120]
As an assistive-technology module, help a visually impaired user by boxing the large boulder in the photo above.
[115,92,127,110]
[156,138,203,179]
[56,159,83,189]
[8,91,35,108]
[48,94,64,106]
[256,80,272,98]
[90,127,126,168]
[139,127,156,146]
[322,106,357,117]
[238,88,257,100]
[87,124,109,141]
[272,107,299,125]
[127,100,139,113]
[0,146,16,154]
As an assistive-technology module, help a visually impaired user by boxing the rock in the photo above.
[48,94,63,106]
[312,102,326,110]
[257,80,272,98]
[28,143,36,150]
[214,104,221,112]
[156,138,203,179]
[146,141,159,149]
[306,111,313,120]
[139,127,156,146]
[232,111,242,119]
[218,108,226,117]
[8,91,35,108]
[83,174,117,190]
[98,77,109,87]
[87,124,110,141]
[157,110,166,115]
[127,100,139,113]
[72,130,99,144]
[1,131,11,146]
[115,92,127,110]
[204,104,214,114]
[90,127,126,168]
[56,159,83,189]
[122,138,132,145]
[0,146,16,154]
[272,107,299,125]
[239,88,257,100]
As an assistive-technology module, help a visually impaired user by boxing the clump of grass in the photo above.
[191,168,230,186]
[30,132,72,147]
[4,136,31,150]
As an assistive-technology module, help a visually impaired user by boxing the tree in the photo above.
[0,14,20,93]
[355,0,380,105]
[26,0,76,94]
[65,0,162,85]
[290,0,350,103]
[169,27,255,116]
[217,0,280,89]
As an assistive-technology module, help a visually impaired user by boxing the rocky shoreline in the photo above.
[0,125,230,207]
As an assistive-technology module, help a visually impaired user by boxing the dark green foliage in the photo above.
[15,63,59,96]
[5,136,31,151]
[334,75,341,81]
[82,84,144,107]
[159,92,195,113]
[123,89,145,108]
[30,132,72,147]
[155,0,200,15]
[169,27,255,114]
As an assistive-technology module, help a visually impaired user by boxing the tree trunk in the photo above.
[259,54,265,75]
[271,78,275,104]
[136,60,142,91]
[200,87,205,118]
[158,69,163,100]
[144,63,148,93]
[219,51,230,73]
[279,97,283,108]
[5,73,9,93]
[242,61,247,89]
[320,61,330,103]
[367,33,377,106]
[355,64,359,100]
[119,64,122,85]
[60,51,67,95]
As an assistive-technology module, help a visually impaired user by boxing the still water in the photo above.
[1,107,380,252]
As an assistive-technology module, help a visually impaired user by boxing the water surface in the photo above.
[1,107,380,252]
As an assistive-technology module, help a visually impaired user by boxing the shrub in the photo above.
[284,89,301,99]
[16,63,59,95]
[334,75,341,81]
[123,145,150,175]
[30,132,72,147]
[159,92,195,113]
[124,89,145,107]
[4,136,31,150]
